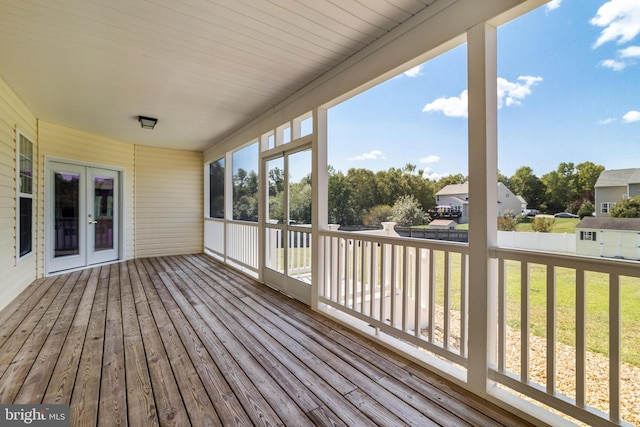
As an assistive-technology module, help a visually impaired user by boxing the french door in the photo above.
[263,148,312,304]
[47,161,120,273]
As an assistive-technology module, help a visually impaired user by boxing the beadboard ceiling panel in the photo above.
[0,0,435,150]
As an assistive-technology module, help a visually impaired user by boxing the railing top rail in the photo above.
[226,219,260,227]
[491,246,640,278]
[319,229,469,254]
[204,217,225,223]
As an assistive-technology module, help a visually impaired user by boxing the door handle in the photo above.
[89,221,97,224]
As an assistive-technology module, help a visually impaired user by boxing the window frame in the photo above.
[16,129,34,261]
[601,202,615,214]
[580,231,597,241]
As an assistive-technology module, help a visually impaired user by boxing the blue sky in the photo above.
[327,0,640,179]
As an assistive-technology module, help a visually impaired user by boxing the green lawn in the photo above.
[434,254,640,366]
[515,217,579,233]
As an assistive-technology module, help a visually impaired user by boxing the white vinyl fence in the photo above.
[498,231,575,253]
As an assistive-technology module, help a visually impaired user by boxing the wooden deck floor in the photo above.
[0,254,533,426]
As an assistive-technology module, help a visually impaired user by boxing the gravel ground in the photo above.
[428,307,639,425]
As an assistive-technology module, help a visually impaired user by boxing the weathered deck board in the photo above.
[0,254,534,427]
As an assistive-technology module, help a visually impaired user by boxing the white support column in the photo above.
[466,22,498,395]
[224,151,233,265]
[312,107,328,310]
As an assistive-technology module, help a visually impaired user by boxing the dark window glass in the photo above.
[19,197,32,257]
[209,158,225,219]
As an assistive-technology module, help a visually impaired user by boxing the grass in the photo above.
[436,254,640,366]
[515,217,579,233]
[505,261,640,366]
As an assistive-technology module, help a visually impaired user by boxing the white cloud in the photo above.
[419,155,440,164]
[422,168,448,181]
[497,76,543,108]
[623,110,640,122]
[404,65,423,77]
[601,58,627,70]
[598,117,617,124]
[422,76,542,118]
[546,0,562,12]
[422,90,469,117]
[591,0,640,48]
[619,45,640,57]
[348,150,386,161]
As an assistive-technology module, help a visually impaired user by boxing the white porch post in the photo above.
[467,22,498,395]
[224,151,233,266]
[312,107,328,310]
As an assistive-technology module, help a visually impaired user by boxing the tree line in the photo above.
[329,161,606,226]
[228,161,610,226]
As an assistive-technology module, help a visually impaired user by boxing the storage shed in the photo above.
[576,217,640,261]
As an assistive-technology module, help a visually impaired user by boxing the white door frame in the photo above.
[45,157,125,275]
[261,143,313,304]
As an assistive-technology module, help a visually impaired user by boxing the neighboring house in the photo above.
[594,168,640,217]
[576,217,640,261]
[435,182,526,224]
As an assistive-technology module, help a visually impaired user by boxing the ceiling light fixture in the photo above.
[138,116,158,129]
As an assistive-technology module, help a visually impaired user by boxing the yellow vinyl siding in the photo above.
[38,122,137,265]
[0,75,204,310]
[135,145,203,258]
[0,75,38,310]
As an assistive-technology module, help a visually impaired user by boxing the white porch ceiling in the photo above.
[0,0,436,151]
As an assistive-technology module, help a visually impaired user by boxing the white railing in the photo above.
[319,229,469,368]
[204,218,225,257]
[490,247,640,427]
[226,220,259,274]
[265,226,312,282]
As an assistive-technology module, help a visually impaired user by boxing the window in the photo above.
[601,202,615,214]
[232,142,259,222]
[17,130,33,259]
[209,158,224,219]
[580,231,597,241]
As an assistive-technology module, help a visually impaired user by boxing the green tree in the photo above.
[531,216,555,232]
[233,168,258,221]
[328,169,356,225]
[509,166,545,209]
[497,170,511,189]
[577,200,594,219]
[610,196,640,218]
[541,162,578,213]
[575,161,604,203]
[347,168,378,221]
[390,195,429,227]
[363,205,393,226]
[289,178,312,224]
[497,210,518,231]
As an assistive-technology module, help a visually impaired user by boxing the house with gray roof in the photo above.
[435,182,526,224]
[576,217,640,260]
[594,168,640,217]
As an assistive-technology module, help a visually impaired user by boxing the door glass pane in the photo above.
[54,172,80,257]
[265,227,284,274]
[287,150,312,283]
[288,150,311,226]
[94,176,114,251]
[265,157,285,274]
[267,157,284,224]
